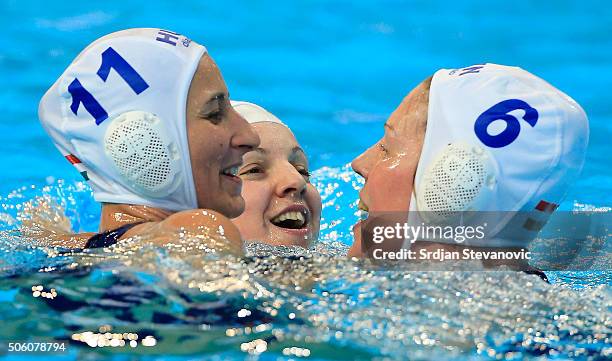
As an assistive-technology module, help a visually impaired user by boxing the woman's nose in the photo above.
[275,165,307,198]
[230,109,260,152]
[351,146,375,180]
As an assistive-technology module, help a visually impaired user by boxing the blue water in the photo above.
[1,0,611,206]
[0,1,611,360]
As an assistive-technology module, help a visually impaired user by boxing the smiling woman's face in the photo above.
[348,77,431,256]
[186,54,260,218]
[352,77,431,215]
[232,122,322,248]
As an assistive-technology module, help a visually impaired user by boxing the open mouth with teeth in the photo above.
[221,165,240,178]
[357,199,369,218]
[270,210,308,230]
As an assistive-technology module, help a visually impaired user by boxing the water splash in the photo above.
[0,170,610,360]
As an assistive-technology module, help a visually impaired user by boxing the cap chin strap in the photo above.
[104,110,182,198]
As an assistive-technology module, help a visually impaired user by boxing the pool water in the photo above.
[0,1,611,360]
[1,171,610,360]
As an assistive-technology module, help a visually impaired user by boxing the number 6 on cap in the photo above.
[474,99,538,148]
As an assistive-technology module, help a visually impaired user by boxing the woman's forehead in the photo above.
[188,54,227,103]
[387,79,430,132]
[253,123,298,148]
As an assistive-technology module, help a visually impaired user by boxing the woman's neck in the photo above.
[99,203,174,232]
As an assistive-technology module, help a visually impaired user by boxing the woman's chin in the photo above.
[266,229,312,248]
[216,196,245,219]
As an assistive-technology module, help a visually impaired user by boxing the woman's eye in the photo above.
[239,166,263,176]
[205,110,223,124]
[379,143,389,154]
[297,168,311,177]
[202,97,227,124]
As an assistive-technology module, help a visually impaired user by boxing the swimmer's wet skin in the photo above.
[37,28,259,250]
[350,63,588,274]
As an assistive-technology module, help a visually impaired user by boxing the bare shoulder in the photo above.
[123,209,243,254]
[158,209,241,241]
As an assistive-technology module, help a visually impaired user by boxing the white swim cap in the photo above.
[39,28,206,211]
[406,63,589,248]
[231,101,285,125]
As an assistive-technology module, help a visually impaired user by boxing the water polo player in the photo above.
[348,64,589,273]
[230,101,321,248]
[38,28,259,249]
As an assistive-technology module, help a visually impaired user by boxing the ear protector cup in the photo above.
[415,142,497,223]
[104,111,181,198]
